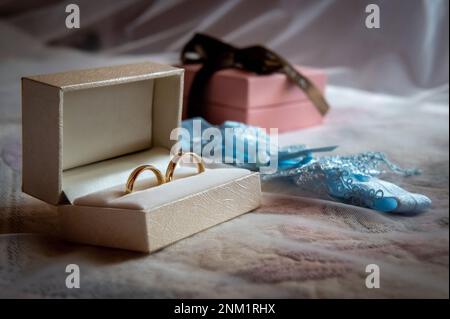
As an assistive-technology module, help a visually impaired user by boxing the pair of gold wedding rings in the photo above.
[125,151,205,194]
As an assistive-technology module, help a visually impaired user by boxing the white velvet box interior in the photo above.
[63,80,155,170]
[60,75,252,208]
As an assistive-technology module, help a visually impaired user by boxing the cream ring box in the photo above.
[21,62,261,253]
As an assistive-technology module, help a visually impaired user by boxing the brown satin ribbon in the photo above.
[181,33,330,119]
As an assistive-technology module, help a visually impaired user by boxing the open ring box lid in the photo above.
[22,61,261,253]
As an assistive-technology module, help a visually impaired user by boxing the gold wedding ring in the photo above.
[125,152,205,194]
[125,165,165,194]
[165,151,205,182]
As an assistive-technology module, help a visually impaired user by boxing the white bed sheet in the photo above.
[0,0,448,298]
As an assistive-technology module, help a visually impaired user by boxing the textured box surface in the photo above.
[182,64,327,131]
[22,62,262,253]
[183,64,327,107]
[60,173,261,252]
[184,98,323,132]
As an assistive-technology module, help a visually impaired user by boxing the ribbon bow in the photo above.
[181,33,330,119]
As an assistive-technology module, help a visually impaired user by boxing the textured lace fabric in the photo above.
[182,118,432,214]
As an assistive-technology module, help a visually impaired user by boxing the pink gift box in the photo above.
[182,64,327,132]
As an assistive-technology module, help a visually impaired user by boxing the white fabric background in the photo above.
[0,0,448,298]
[2,0,449,94]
